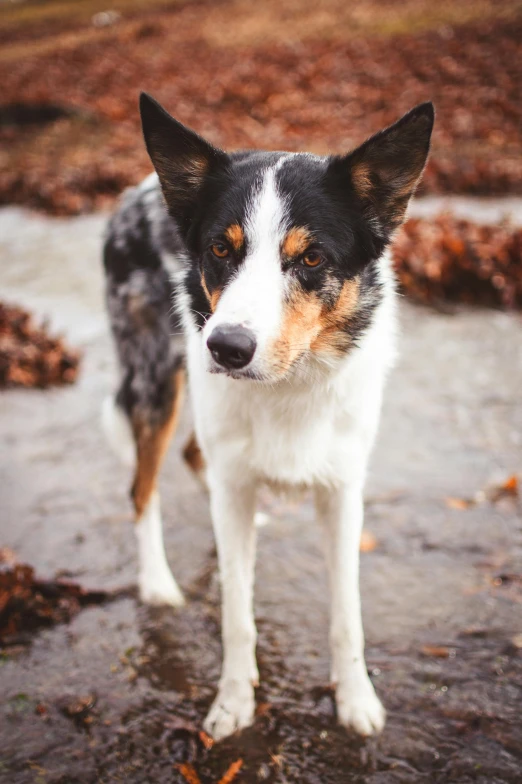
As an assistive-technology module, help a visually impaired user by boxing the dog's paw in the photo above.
[203,680,255,741]
[138,569,185,607]
[336,675,386,737]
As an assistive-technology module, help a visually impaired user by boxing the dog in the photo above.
[102,93,434,741]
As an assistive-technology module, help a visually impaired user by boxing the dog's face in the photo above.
[141,95,433,382]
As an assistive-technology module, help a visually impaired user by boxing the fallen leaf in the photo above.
[487,474,519,502]
[198,730,214,751]
[218,759,243,784]
[445,497,474,510]
[177,763,201,784]
[503,475,519,494]
[360,530,378,553]
[421,644,454,658]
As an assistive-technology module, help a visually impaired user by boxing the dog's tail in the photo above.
[101,395,135,469]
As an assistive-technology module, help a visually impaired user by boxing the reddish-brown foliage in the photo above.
[0,303,80,388]
[0,549,108,644]
[394,216,522,309]
[1,11,521,215]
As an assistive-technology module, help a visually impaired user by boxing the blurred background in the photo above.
[1,0,521,306]
[1,0,522,210]
[0,2,521,783]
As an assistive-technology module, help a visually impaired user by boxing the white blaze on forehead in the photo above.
[203,162,289,360]
[244,161,288,257]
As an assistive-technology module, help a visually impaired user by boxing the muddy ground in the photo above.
[0,204,521,782]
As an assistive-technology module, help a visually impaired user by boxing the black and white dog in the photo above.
[102,94,434,741]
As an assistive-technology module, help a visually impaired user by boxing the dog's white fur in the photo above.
[105,160,396,740]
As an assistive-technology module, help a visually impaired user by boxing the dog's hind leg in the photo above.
[105,363,186,608]
[129,363,185,606]
[104,356,186,606]
[103,211,186,605]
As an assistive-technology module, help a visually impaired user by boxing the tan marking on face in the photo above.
[131,367,185,518]
[311,278,360,355]
[282,227,312,258]
[268,278,361,376]
[201,272,211,304]
[224,223,244,252]
[201,272,221,313]
[210,288,221,312]
[269,289,324,375]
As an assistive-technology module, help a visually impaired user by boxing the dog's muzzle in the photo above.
[207,324,257,370]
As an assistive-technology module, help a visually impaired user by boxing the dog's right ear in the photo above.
[140,93,228,230]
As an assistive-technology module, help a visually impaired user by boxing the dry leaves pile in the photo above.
[0,302,80,388]
[0,549,107,644]
[394,216,522,309]
[1,11,521,215]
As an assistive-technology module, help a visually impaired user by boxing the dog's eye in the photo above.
[302,251,323,268]
[210,243,229,259]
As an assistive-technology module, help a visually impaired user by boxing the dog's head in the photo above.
[141,94,433,382]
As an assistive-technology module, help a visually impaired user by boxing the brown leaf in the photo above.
[360,530,378,553]
[487,474,520,503]
[0,302,80,389]
[500,474,518,495]
[421,644,453,658]
[177,763,201,784]
[218,759,243,784]
[198,730,214,751]
[445,497,473,511]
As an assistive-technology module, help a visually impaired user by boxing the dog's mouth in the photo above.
[207,353,313,385]
[208,363,273,383]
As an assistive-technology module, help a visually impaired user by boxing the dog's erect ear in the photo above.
[333,102,434,237]
[140,92,228,229]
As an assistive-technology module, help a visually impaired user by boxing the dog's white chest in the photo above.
[187,334,379,488]
[248,393,336,485]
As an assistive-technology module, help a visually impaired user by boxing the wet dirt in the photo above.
[0,205,521,782]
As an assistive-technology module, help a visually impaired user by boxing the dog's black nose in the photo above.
[207,324,257,370]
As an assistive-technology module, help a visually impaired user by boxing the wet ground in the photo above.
[0,203,521,783]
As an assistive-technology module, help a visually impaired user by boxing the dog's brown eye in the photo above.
[302,251,323,268]
[211,243,229,259]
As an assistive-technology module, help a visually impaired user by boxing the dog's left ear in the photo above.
[140,92,228,230]
[332,102,434,237]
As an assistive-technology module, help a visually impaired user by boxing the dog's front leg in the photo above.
[316,482,386,736]
[203,476,258,741]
